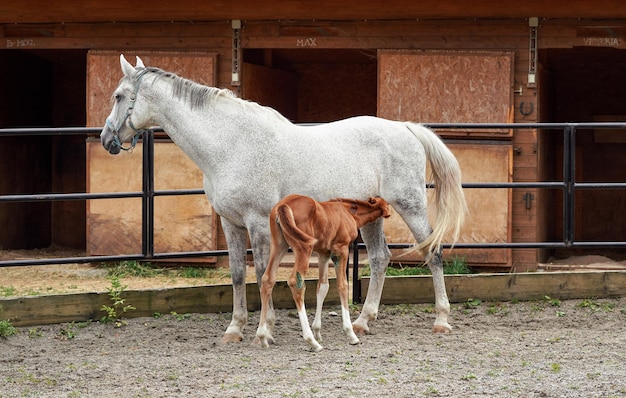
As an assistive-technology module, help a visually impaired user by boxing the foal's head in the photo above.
[342,197,391,226]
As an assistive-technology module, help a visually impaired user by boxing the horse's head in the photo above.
[100,54,152,155]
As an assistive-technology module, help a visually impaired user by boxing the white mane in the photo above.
[142,67,292,124]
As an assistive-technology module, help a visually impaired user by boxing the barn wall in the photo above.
[242,19,538,269]
[2,16,625,269]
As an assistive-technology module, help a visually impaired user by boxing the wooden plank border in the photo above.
[0,279,339,327]
[2,271,625,327]
[362,271,626,304]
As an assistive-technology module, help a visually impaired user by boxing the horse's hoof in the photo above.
[352,324,369,337]
[221,332,244,343]
[349,337,360,345]
[311,344,324,352]
[432,325,451,334]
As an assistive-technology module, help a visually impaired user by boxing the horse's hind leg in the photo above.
[220,219,250,343]
[396,203,451,333]
[312,252,331,343]
[289,247,323,352]
[352,218,391,336]
[427,249,451,333]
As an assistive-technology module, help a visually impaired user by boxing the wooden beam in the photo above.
[362,271,626,304]
[2,272,625,327]
[3,0,626,24]
[0,279,339,327]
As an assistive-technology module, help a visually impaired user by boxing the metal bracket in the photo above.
[523,192,535,211]
[528,17,538,88]
[231,20,241,86]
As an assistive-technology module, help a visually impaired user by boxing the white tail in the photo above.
[405,123,468,255]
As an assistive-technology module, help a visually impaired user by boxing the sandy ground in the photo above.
[2,253,626,397]
[2,298,626,397]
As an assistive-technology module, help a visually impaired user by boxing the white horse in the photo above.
[100,55,467,343]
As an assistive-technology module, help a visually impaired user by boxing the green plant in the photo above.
[170,311,192,321]
[59,323,77,340]
[463,298,482,309]
[544,295,561,307]
[0,319,17,337]
[178,266,207,278]
[444,256,472,274]
[28,328,42,338]
[0,285,17,297]
[103,260,161,278]
[100,276,135,327]
[461,372,477,381]
[486,303,509,316]
[361,255,472,277]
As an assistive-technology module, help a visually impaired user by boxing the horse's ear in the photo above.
[135,56,145,68]
[120,54,135,78]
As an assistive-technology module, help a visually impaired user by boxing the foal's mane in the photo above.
[138,67,292,123]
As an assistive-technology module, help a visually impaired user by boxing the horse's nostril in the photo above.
[108,145,121,155]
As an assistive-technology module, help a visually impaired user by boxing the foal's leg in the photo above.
[220,219,250,343]
[334,247,360,345]
[289,247,323,352]
[256,236,288,348]
[352,219,391,336]
[249,222,277,339]
[312,252,331,343]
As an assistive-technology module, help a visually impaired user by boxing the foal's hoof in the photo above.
[432,325,451,334]
[352,324,369,337]
[221,332,244,343]
[253,335,274,348]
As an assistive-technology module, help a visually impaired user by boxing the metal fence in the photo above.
[1,123,626,281]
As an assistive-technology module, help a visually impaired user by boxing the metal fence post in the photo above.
[563,125,576,247]
[142,131,155,258]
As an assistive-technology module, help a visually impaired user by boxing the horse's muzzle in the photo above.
[101,128,121,155]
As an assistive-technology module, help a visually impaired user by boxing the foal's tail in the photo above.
[405,123,468,255]
[275,204,317,247]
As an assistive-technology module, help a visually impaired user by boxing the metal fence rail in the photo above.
[1,122,625,273]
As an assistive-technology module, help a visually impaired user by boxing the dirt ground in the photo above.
[2,298,626,397]
[2,253,626,397]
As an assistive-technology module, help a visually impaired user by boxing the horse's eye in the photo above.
[115,94,122,102]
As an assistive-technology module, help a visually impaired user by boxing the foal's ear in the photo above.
[370,197,392,218]
[120,54,136,78]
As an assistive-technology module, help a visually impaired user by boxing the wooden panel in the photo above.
[86,50,217,127]
[378,50,514,137]
[86,50,218,258]
[86,140,215,256]
[241,62,298,121]
[384,143,512,266]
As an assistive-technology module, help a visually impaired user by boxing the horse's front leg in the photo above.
[335,249,360,345]
[352,220,391,336]
[311,253,331,343]
[220,219,250,343]
[427,250,451,333]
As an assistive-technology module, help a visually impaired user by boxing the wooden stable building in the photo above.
[1,1,626,271]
